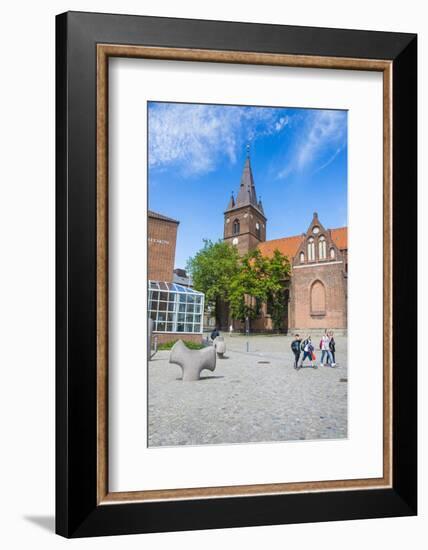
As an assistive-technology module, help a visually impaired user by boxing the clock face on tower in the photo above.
[313,226,320,234]
[232,237,239,245]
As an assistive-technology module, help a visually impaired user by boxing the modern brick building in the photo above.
[148,210,204,344]
[148,210,179,282]
[223,154,348,333]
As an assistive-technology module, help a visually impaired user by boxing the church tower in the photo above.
[224,148,267,256]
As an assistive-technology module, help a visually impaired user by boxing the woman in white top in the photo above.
[320,330,336,367]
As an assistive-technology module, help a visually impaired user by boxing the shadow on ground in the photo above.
[175,375,225,381]
[24,515,55,533]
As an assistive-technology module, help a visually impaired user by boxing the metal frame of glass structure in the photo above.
[148,281,204,334]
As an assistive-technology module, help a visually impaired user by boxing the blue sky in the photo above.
[148,102,348,269]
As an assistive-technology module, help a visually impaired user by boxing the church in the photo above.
[223,154,348,334]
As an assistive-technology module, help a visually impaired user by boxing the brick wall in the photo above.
[224,205,266,256]
[290,261,347,330]
[148,216,178,281]
[153,332,203,345]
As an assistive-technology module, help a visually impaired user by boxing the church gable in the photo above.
[294,212,342,266]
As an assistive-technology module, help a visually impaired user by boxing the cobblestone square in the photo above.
[148,334,347,447]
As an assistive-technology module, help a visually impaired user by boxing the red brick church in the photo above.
[223,154,348,333]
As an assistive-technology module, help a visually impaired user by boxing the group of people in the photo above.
[291,330,337,370]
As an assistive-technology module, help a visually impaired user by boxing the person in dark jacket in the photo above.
[291,334,302,369]
[328,330,336,365]
[210,327,220,341]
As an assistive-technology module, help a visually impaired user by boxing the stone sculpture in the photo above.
[169,340,216,381]
[214,336,226,358]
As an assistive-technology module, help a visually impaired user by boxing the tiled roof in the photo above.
[258,235,304,260]
[148,210,179,224]
[330,227,347,250]
[258,227,348,260]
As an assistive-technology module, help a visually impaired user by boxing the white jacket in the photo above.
[321,335,330,351]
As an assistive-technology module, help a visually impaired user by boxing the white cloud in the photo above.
[275,116,289,132]
[148,103,288,176]
[277,110,347,179]
[312,145,345,174]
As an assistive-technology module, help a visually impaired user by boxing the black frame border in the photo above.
[56,11,417,538]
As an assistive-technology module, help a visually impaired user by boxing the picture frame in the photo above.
[56,11,417,538]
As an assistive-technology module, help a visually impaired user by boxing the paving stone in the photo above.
[148,334,347,446]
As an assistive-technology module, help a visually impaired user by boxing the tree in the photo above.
[186,240,240,325]
[229,248,291,332]
[229,249,269,326]
[266,249,292,331]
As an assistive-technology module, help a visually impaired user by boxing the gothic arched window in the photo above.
[330,247,336,259]
[310,280,326,316]
[319,236,327,260]
[300,251,305,263]
[233,219,240,235]
[307,237,315,261]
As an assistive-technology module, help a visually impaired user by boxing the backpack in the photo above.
[301,339,308,351]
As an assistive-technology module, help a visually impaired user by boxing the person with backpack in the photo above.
[290,334,302,369]
[300,336,317,369]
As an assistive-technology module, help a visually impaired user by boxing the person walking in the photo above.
[300,336,317,369]
[210,327,220,341]
[328,330,337,365]
[291,334,302,370]
[320,330,336,367]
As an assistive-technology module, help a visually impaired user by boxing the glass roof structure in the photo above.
[149,281,203,295]
[148,280,204,334]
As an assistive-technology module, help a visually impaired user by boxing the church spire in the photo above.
[225,146,265,217]
[223,145,267,251]
[235,147,258,209]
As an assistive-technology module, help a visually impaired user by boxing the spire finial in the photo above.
[246,143,250,158]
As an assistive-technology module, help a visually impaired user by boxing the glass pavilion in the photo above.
[148,281,204,335]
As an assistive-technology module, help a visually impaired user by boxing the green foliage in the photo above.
[229,248,291,328]
[268,287,288,331]
[157,340,205,350]
[186,241,290,331]
[229,249,269,323]
[267,249,292,331]
[186,240,240,320]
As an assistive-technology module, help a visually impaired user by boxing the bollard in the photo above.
[214,336,226,358]
[246,341,249,353]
